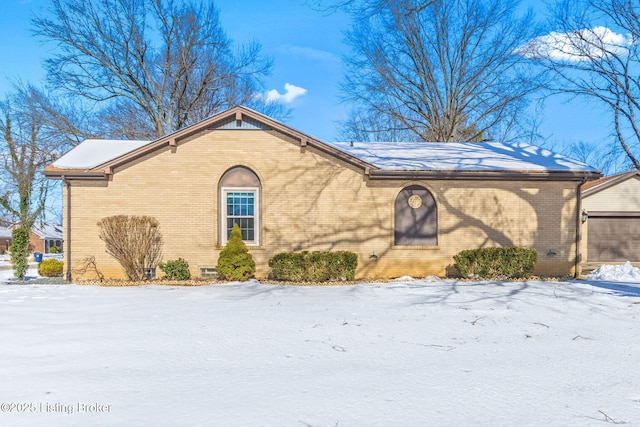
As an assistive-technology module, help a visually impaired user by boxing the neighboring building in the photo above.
[44,106,600,281]
[0,226,12,254]
[581,170,640,265]
[30,223,64,254]
[0,223,63,255]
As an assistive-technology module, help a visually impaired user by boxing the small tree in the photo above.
[216,224,255,281]
[97,215,163,280]
[10,227,30,279]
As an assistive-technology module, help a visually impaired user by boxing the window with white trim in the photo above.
[221,187,259,245]
[219,166,261,246]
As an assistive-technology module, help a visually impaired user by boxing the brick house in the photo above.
[0,223,63,255]
[44,106,600,280]
[0,226,11,254]
[29,223,64,254]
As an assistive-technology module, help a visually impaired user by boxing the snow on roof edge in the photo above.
[326,141,599,173]
[52,139,152,170]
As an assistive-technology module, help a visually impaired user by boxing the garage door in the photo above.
[588,216,640,262]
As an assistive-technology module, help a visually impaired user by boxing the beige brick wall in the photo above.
[64,129,581,280]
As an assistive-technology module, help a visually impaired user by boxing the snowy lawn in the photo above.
[0,272,639,426]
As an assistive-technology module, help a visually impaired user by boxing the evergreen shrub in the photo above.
[215,224,256,281]
[453,247,537,279]
[10,227,30,280]
[159,257,191,280]
[38,258,64,277]
[268,250,358,282]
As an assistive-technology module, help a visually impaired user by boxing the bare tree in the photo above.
[520,0,640,170]
[546,139,630,176]
[338,0,543,142]
[34,0,279,140]
[0,86,66,278]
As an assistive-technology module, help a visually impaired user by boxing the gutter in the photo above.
[44,171,107,180]
[64,179,72,281]
[574,178,586,279]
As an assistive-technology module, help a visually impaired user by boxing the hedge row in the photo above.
[453,247,537,279]
[268,251,358,282]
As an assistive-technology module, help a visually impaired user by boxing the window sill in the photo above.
[392,245,440,250]
[215,245,265,251]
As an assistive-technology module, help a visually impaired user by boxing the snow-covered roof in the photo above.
[52,139,151,169]
[0,226,12,239]
[327,141,597,173]
[45,107,598,178]
[32,223,63,240]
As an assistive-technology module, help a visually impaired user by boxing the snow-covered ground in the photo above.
[0,267,639,426]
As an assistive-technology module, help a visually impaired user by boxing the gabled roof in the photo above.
[44,105,601,182]
[44,106,374,180]
[582,170,640,197]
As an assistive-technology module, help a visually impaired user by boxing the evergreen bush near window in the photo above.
[38,258,64,277]
[215,224,256,281]
[453,247,537,279]
[48,246,61,254]
[159,258,191,280]
[269,251,358,282]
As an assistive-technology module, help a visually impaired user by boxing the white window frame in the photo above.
[220,186,260,246]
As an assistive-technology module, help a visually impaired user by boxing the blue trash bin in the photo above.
[34,253,43,262]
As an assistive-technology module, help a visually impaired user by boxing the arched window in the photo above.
[394,185,437,246]
[219,166,261,246]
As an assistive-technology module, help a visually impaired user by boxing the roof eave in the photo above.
[43,168,108,180]
[582,170,640,197]
[367,169,602,181]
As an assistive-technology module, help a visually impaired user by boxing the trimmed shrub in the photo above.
[269,251,358,282]
[48,246,61,254]
[215,224,256,281]
[159,258,191,280]
[38,259,64,277]
[453,247,537,279]
[10,227,30,280]
[97,215,163,280]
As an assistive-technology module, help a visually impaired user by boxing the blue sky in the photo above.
[0,0,613,148]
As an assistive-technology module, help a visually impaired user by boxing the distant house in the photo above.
[0,223,63,255]
[44,106,600,281]
[30,223,64,254]
[582,170,640,266]
[0,226,12,254]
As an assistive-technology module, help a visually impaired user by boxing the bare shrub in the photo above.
[97,215,163,280]
[73,256,105,282]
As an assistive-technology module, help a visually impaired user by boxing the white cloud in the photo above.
[264,83,308,104]
[277,44,341,64]
[519,26,634,61]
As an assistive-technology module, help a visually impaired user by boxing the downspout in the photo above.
[574,178,586,279]
[64,179,72,282]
